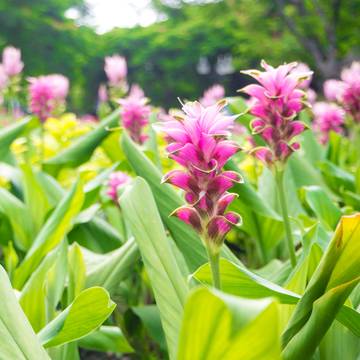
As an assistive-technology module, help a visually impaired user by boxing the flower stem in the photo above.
[275,167,297,268]
[206,246,221,290]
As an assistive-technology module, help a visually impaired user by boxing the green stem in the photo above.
[275,167,297,268]
[206,246,221,290]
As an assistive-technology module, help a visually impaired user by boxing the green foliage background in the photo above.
[0,0,358,112]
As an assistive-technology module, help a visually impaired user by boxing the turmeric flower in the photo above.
[28,74,69,122]
[118,91,150,145]
[341,62,360,123]
[313,102,345,144]
[159,100,241,251]
[200,84,225,107]
[2,46,24,77]
[104,55,127,86]
[107,171,131,203]
[241,60,312,166]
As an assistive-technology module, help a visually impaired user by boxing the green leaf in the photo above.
[20,241,68,332]
[14,180,84,289]
[121,132,241,272]
[38,287,116,348]
[121,177,188,359]
[0,187,35,250]
[20,164,51,232]
[193,258,299,304]
[43,109,120,175]
[0,266,50,359]
[78,326,134,354]
[0,116,34,159]
[177,287,281,360]
[85,237,139,294]
[194,258,360,337]
[282,214,360,359]
[302,185,342,230]
[67,243,86,304]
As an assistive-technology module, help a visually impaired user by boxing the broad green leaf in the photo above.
[121,177,188,359]
[132,305,167,351]
[302,185,342,230]
[0,187,35,250]
[121,132,240,272]
[78,326,134,354]
[282,214,360,359]
[20,241,67,332]
[177,287,281,360]
[85,237,139,294]
[38,287,116,348]
[194,258,360,337]
[21,164,51,232]
[194,258,299,304]
[319,160,355,194]
[0,116,34,159]
[67,243,86,304]
[0,266,50,359]
[43,109,120,174]
[14,180,84,289]
[69,215,123,253]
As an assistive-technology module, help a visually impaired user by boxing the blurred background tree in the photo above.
[0,0,358,113]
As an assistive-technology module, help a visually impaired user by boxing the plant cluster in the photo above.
[0,46,359,360]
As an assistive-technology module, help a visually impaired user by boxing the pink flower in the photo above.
[104,55,127,86]
[306,88,317,105]
[240,60,311,165]
[28,76,56,122]
[200,84,225,107]
[340,62,360,123]
[323,79,345,102]
[129,84,145,100]
[159,100,241,247]
[2,46,24,77]
[313,102,345,144]
[47,74,69,99]
[98,84,108,103]
[107,171,131,203]
[28,74,68,122]
[0,65,8,90]
[291,62,312,89]
[118,94,150,145]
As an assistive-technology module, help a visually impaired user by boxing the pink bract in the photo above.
[107,171,131,203]
[2,46,24,77]
[313,102,345,144]
[104,55,127,86]
[241,60,311,165]
[159,100,241,246]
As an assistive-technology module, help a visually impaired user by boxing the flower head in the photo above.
[200,84,225,107]
[118,92,151,145]
[291,62,312,89]
[129,84,145,99]
[323,79,345,102]
[241,60,311,166]
[313,102,345,144]
[104,55,127,86]
[28,74,69,122]
[340,62,360,123]
[159,100,241,250]
[2,46,24,77]
[47,74,69,99]
[107,171,131,203]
